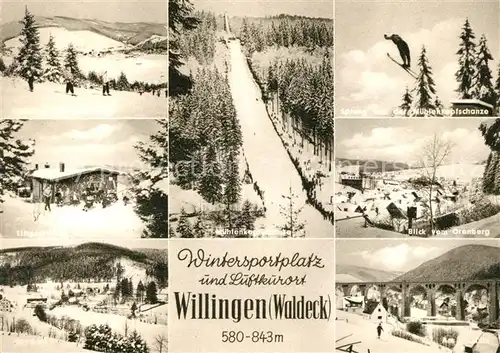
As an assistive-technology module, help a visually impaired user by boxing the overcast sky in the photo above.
[14,119,160,170]
[1,1,167,24]
[336,239,500,272]
[335,0,499,115]
[336,118,492,164]
[192,0,333,18]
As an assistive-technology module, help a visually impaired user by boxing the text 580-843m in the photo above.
[221,331,284,343]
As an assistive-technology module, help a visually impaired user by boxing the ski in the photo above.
[387,53,417,79]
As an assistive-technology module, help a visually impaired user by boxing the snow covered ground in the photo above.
[336,310,451,353]
[5,27,126,53]
[49,306,167,348]
[1,334,89,353]
[1,283,167,352]
[0,195,144,239]
[1,77,166,118]
[3,51,167,85]
[227,40,333,237]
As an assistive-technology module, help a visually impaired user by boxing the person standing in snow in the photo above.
[63,67,75,95]
[377,323,384,339]
[101,70,111,96]
[43,185,52,212]
[27,69,35,92]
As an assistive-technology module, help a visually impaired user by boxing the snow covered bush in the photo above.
[406,321,426,337]
[83,323,150,352]
[68,329,78,342]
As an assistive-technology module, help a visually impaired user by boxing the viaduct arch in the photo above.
[336,279,499,324]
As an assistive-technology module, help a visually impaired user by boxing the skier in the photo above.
[101,70,111,96]
[27,69,35,92]
[384,34,411,68]
[43,185,52,212]
[63,67,75,95]
[377,323,384,339]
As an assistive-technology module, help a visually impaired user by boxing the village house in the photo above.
[363,301,388,322]
[439,301,450,316]
[31,162,122,204]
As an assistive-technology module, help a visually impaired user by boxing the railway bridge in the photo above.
[336,279,500,324]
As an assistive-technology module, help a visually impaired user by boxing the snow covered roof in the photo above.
[363,301,383,315]
[450,99,494,110]
[32,167,122,181]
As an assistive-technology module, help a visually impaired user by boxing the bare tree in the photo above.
[418,134,453,234]
[154,334,168,353]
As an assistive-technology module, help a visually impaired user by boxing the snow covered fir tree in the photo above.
[454,18,498,115]
[479,119,500,195]
[134,120,168,238]
[0,120,35,205]
[411,46,439,117]
[43,34,63,83]
[63,43,83,83]
[455,18,477,100]
[473,34,497,107]
[398,87,413,117]
[15,6,43,81]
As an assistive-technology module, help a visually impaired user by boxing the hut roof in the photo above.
[32,167,122,182]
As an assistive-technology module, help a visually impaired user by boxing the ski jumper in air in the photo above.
[384,34,411,68]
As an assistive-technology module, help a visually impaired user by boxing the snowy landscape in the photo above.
[1,2,167,118]
[0,119,168,239]
[335,118,500,238]
[335,240,500,353]
[168,0,333,238]
[0,241,168,353]
[335,0,499,117]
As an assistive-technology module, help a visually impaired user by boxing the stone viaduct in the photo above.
[336,279,500,324]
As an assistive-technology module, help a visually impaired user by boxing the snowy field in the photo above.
[3,53,167,85]
[0,195,145,239]
[228,40,333,237]
[1,334,89,353]
[1,77,167,118]
[5,27,126,53]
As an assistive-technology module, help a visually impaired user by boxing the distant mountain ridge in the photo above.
[336,264,403,282]
[336,158,412,173]
[0,16,167,44]
[0,242,168,286]
[395,244,500,282]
